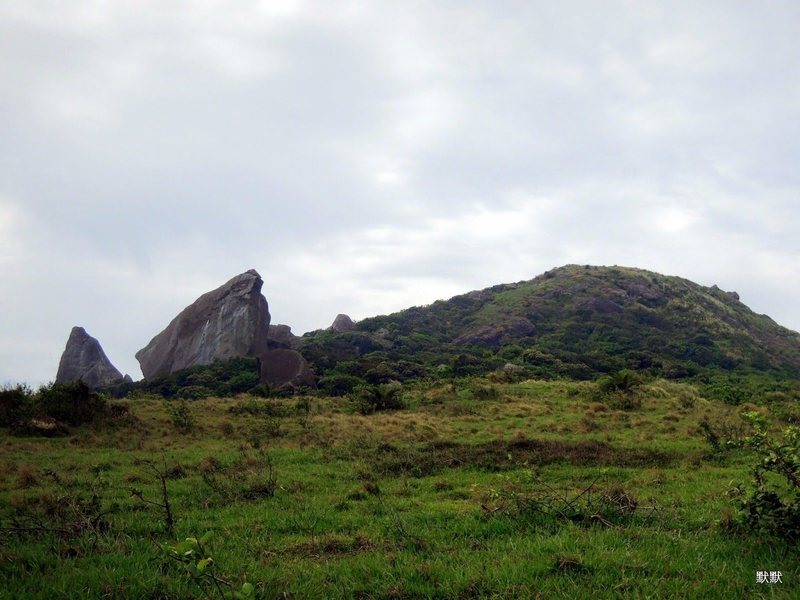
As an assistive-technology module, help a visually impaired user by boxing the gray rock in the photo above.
[14,416,69,437]
[136,270,271,379]
[577,297,624,314]
[453,317,536,347]
[267,324,301,350]
[259,349,315,391]
[330,314,356,332]
[56,327,123,388]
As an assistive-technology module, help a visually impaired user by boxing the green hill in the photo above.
[300,265,800,389]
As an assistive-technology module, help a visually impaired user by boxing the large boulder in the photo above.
[330,314,356,332]
[136,270,271,379]
[259,349,315,391]
[56,326,123,388]
[267,324,301,350]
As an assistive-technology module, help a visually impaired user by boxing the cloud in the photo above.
[1,1,799,384]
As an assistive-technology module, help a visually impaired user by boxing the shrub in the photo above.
[352,381,405,415]
[36,381,108,426]
[0,384,34,426]
[472,383,500,401]
[177,385,213,400]
[595,370,643,410]
[736,412,800,541]
[318,374,365,396]
[165,400,196,433]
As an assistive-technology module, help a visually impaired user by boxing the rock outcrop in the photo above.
[56,327,124,388]
[267,324,301,350]
[259,349,315,391]
[330,314,356,332]
[136,270,271,379]
[453,317,537,347]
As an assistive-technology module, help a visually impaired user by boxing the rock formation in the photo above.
[56,327,124,388]
[136,270,271,379]
[267,324,301,350]
[453,317,536,347]
[330,313,356,332]
[259,349,315,391]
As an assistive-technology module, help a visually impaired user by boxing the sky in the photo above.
[1,1,799,384]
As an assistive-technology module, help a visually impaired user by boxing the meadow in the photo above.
[2,379,798,598]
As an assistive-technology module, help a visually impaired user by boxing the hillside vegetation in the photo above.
[302,265,800,392]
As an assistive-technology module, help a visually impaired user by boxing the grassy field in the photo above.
[2,379,798,598]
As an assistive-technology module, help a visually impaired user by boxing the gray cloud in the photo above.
[2,1,799,384]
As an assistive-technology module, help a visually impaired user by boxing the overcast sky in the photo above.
[2,1,799,384]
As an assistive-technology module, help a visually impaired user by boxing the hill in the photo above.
[300,265,800,390]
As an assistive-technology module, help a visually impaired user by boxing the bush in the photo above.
[165,399,196,433]
[318,374,365,396]
[736,412,800,541]
[595,370,643,410]
[177,386,213,400]
[0,384,34,426]
[352,381,405,415]
[36,381,108,426]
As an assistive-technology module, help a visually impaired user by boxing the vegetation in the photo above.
[2,378,799,598]
[299,266,800,395]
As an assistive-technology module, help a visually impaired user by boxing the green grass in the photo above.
[1,380,798,598]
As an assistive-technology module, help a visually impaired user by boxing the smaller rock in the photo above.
[123,374,133,383]
[13,416,69,437]
[267,324,302,350]
[454,317,536,347]
[577,297,624,314]
[259,350,315,391]
[330,314,356,332]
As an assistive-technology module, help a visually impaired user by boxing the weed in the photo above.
[164,399,195,433]
[201,448,277,503]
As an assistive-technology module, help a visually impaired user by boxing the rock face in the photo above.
[330,314,356,332]
[259,349,315,391]
[56,327,123,388]
[453,317,537,347]
[267,324,301,350]
[136,270,271,379]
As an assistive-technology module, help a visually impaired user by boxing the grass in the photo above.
[1,379,798,598]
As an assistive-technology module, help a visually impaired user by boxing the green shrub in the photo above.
[0,384,34,426]
[36,381,108,426]
[177,386,213,400]
[165,399,196,433]
[318,374,365,396]
[352,381,405,415]
[736,412,800,541]
[595,370,643,410]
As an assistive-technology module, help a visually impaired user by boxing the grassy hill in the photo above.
[301,265,800,391]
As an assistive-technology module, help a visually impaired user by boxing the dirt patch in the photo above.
[360,437,674,478]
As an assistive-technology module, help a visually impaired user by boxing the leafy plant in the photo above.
[595,370,643,410]
[352,381,405,415]
[165,399,196,433]
[736,412,800,541]
[161,532,255,599]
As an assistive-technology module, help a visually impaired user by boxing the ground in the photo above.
[1,380,797,598]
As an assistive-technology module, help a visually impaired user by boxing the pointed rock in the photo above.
[330,314,356,332]
[56,327,123,388]
[136,270,271,379]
